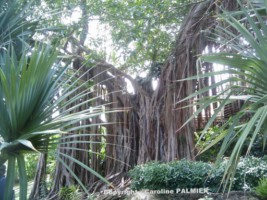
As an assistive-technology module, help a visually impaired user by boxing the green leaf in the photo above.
[17,139,40,153]
[181,0,267,192]
[58,152,113,188]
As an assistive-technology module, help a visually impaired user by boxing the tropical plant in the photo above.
[0,0,38,55]
[0,1,123,199]
[98,0,200,73]
[0,44,116,200]
[255,178,267,199]
[179,0,267,191]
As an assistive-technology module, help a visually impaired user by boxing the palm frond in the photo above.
[0,42,122,199]
[182,0,267,191]
[0,1,38,55]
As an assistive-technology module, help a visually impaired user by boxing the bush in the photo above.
[207,156,267,192]
[129,160,212,191]
[166,160,211,190]
[129,156,267,192]
[129,162,170,190]
[233,156,267,191]
[255,178,267,200]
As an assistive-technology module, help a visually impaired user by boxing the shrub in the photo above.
[254,178,267,200]
[233,156,267,191]
[129,160,212,191]
[129,156,267,192]
[129,161,170,190]
[166,160,212,190]
[207,156,267,192]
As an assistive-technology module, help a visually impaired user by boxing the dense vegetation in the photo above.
[130,156,267,192]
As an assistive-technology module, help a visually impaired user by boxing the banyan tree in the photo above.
[29,0,240,199]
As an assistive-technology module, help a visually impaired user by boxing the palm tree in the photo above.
[0,44,116,200]
[0,1,117,199]
[180,0,267,191]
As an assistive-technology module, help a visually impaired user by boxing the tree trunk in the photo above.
[136,1,216,162]
[41,0,240,197]
[29,154,48,200]
[88,2,220,190]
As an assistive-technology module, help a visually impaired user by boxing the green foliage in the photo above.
[129,157,267,192]
[0,1,38,56]
[98,0,197,72]
[0,1,123,200]
[179,0,267,191]
[59,185,83,200]
[0,43,113,199]
[13,153,56,181]
[24,0,201,74]
[234,156,267,191]
[255,178,267,200]
[25,155,39,180]
[129,160,212,191]
[14,154,39,181]
[206,156,267,192]
[247,133,267,157]
[195,127,223,162]
[167,160,212,190]
[196,127,267,162]
[129,162,170,190]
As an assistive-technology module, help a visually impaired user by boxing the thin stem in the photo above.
[17,154,27,200]
[4,156,16,200]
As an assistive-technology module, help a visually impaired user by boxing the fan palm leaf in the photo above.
[0,1,119,199]
[179,0,267,191]
[0,44,117,199]
[0,0,38,55]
